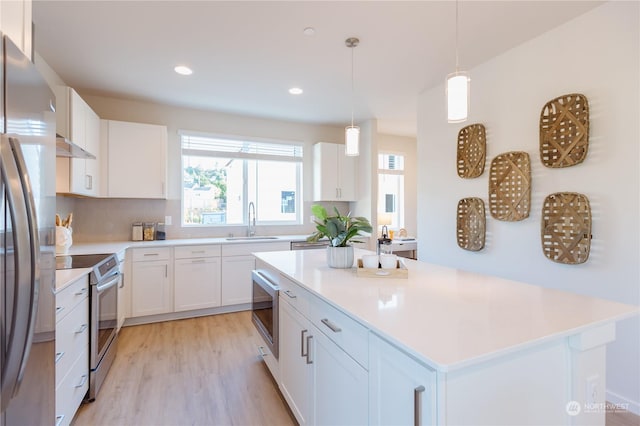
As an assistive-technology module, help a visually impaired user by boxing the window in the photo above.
[378,153,405,228]
[181,132,303,226]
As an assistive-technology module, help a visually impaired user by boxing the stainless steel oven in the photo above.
[56,253,120,402]
[251,270,279,359]
[88,259,120,402]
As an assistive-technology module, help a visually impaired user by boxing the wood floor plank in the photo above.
[72,311,295,426]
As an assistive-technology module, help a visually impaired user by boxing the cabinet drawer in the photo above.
[221,241,290,256]
[278,275,310,317]
[55,348,89,426]
[56,276,89,321]
[132,247,171,262]
[55,299,89,387]
[174,244,221,259]
[309,296,369,369]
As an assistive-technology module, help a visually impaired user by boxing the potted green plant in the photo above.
[308,204,372,268]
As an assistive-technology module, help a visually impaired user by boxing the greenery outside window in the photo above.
[181,132,303,226]
[378,153,405,229]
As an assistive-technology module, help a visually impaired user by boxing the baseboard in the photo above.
[607,389,640,416]
[123,304,251,327]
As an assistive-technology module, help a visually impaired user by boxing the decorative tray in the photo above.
[356,259,408,279]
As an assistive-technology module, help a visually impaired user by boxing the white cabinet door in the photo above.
[313,142,357,201]
[0,0,32,60]
[311,323,368,426]
[279,298,313,425]
[174,257,222,311]
[131,260,172,317]
[104,120,167,199]
[220,255,254,306]
[369,333,436,426]
[56,87,101,196]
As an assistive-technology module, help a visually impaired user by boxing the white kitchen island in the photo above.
[254,248,638,426]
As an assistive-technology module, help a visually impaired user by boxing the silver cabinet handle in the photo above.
[284,290,297,299]
[191,259,206,264]
[143,253,159,256]
[321,318,342,333]
[301,329,308,357]
[191,250,206,254]
[56,306,64,314]
[414,385,426,426]
[257,346,267,358]
[75,324,88,334]
[165,265,168,277]
[75,287,88,296]
[55,352,65,364]
[305,335,313,364]
[75,374,88,388]
[55,415,65,426]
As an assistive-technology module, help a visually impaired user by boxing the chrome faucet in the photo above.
[247,201,256,237]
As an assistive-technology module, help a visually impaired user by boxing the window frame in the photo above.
[180,131,304,227]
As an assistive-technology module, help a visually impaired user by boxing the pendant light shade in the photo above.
[345,37,360,156]
[345,125,360,156]
[447,71,469,123]
[447,0,469,123]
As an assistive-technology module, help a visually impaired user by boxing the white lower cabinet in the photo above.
[131,248,172,317]
[278,276,368,425]
[221,256,255,306]
[369,333,436,425]
[174,245,222,311]
[279,299,313,425]
[55,275,89,426]
[311,322,368,425]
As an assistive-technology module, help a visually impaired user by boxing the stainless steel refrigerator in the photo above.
[0,34,56,425]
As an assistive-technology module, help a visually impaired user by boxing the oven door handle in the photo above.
[252,270,278,292]
[96,274,121,292]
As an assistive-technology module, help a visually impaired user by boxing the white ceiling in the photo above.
[33,1,603,137]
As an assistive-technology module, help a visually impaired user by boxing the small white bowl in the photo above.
[380,254,398,269]
[361,254,379,269]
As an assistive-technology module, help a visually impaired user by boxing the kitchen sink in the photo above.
[225,236,279,241]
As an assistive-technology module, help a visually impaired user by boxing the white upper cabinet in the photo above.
[0,0,32,61]
[55,87,101,197]
[313,142,357,201]
[102,120,167,199]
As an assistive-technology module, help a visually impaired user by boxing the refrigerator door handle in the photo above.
[0,136,40,409]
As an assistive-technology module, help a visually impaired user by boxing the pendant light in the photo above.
[345,37,360,156]
[446,0,469,123]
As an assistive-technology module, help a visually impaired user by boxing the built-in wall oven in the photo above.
[56,253,120,402]
[251,270,279,359]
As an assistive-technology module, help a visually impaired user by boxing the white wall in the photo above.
[417,2,639,413]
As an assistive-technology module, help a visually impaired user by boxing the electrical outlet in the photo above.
[165,215,172,226]
[586,375,599,404]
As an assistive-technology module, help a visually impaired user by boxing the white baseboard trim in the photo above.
[607,389,640,416]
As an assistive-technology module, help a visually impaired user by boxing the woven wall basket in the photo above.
[540,93,589,168]
[456,197,486,251]
[457,123,486,178]
[541,192,592,264]
[488,151,531,221]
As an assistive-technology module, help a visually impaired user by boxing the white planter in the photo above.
[327,246,354,269]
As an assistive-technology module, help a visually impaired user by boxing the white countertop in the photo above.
[62,234,313,256]
[254,248,638,372]
[55,268,91,293]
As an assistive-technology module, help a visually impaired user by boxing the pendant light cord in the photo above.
[350,42,355,127]
[455,0,459,72]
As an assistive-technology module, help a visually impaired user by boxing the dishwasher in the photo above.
[290,240,331,250]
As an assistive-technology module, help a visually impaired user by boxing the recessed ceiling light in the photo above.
[174,65,193,76]
[303,27,315,36]
[289,87,303,95]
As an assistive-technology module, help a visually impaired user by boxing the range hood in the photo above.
[56,134,96,159]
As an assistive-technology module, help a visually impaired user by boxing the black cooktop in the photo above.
[55,253,113,270]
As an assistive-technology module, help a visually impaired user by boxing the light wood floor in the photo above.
[72,311,296,426]
[72,311,640,426]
